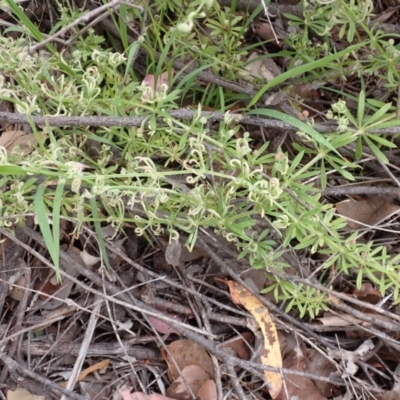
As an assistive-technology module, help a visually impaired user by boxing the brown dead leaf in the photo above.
[353,282,381,304]
[252,20,284,46]
[276,346,325,400]
[166,364,209,400]
[35,277,74,310]
[197,380,217,400]
[7,387,45,400]
[148,307,181,336]
[221,332,253,360]
[225,281,282,399]
[288,83,325,101]
[163,339,214,382]
[318,312,367,327]
[372,8,399,24]
[61,359,109,387]
[126,392,176,400]
[242,51,281,82]
[9,273,29,302]
[308,350,336,397]
[141,71,172,103]
[335,196,400,229]
[318,311,392,327]
[165,238,182,267]
[35,246,83,310]
[0,130,38,155]
[374,390,400,400]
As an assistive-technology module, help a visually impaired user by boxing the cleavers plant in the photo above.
[1,0,400,317]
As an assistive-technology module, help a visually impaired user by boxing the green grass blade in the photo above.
[124,41,140,82]
[5,0,44,41]
[248,108,340,156]
[357,88,365,127]
[90,196,111,271]
[0,166,26,175]
[35,183,61,282]
[52,179,65,282]
[247,42,365,109]
[174,63,213,91]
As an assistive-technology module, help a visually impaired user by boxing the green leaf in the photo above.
[364,136,388,162]
[363,103,393,126]
[90,196,112,271]
[355,136,363,160]
[35,183,61,283]
[0,166,27,175]
[249,108,340,156]
[123,41,140,83]
[52,179,65,282]
[5,0,44,41]
[366,133,396,148]
[320,161,326,188]
[357,89,365,127]
[287,150,304,175]
[247,42,365,108]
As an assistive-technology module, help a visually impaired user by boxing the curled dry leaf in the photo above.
[165,238,182,267]
[166,364,209,400]
[141,71,172,103]
[242,51,281,82]
[162,339,214,382]
[197,379,217,400]
[221,332,253,360]
[225,281,282,399]
[80,249,101,267]
[353,282,381,304]
[61,359,109,387]
[9,273,28,302]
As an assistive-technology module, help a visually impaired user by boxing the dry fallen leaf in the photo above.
[165,238,182,267]
[225,281,282,399]
[318,311,392,327]
[221,332,253,360]
[35,246,83,310]
[335,196,400,229]
[353,282,381,304]
[0,130,38,155]
[308,349,336,397]
[318,312,368,327]
[197,380,217,400]
[162,339,214,382]
[7,387,45,400]
[275,346,325,400]
[148,307,181,336]
[141,71,172,103]
[166,364,209,400]
[61,359,109,387]
[126,393,176,400]
[328,340,375,378]
[242,51,281,82]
